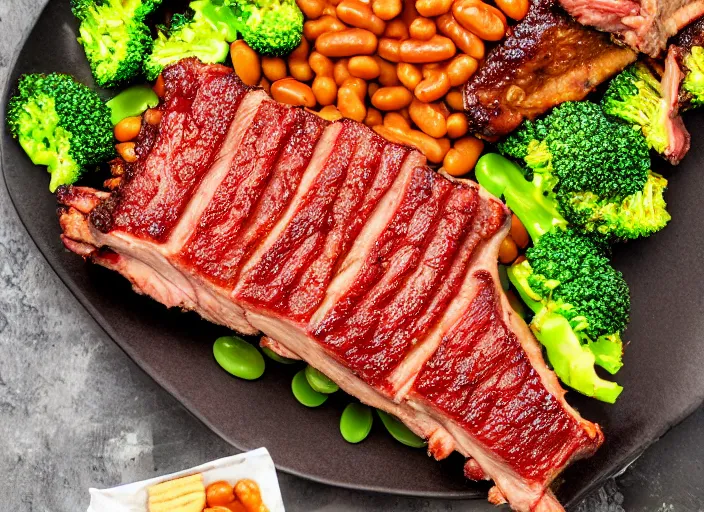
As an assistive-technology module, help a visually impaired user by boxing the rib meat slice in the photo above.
[56,59,604,512]
[463,0,636,138]
[558,0,704,57]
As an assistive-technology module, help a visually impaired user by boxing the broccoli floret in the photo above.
[496,101,669,240]
[232,0,303,57]
[6,74,114,192]
[682,46,704,107]
[143,0,239,81]
[71,0,161,87]
[476,154,629,403]
[602,63,673,157]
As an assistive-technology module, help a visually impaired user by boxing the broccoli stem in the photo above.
[531,313,623,403]
[475,153,566,241]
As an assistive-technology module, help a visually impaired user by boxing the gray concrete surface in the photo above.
[0,1,694,511]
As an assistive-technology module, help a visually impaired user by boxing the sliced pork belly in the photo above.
[56,59,605,512]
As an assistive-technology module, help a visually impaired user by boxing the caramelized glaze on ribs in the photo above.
[463,0,636,138]
[57,59,603,512]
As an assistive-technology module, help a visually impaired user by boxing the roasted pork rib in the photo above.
[558,0,704,56]
[463,0,636,138]
[57,59,603,511]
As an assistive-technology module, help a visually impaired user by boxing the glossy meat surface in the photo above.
[412,271,601,483]
[463,0,636,138]
[57,59,605,512]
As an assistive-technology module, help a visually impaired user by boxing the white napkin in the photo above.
[86,447,284,512]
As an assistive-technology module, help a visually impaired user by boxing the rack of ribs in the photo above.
[56,59,603,512]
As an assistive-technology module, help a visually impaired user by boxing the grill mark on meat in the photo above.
[412,271,600,484]
[56,60,605,512]
[180,108,328,288]
[463,0,636,138]
[98,63,249,241]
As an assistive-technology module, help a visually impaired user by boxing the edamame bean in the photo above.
[262,346,298,364]
[304,365,339,394]
[377,410,426,448]
[106,85,159,125]
[340,403,373,443]
[292,370,329,407]
[213,336,265,380]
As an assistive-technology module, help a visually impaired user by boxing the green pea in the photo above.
[107,85,160,125]
[213,336,265,380]
[377,410,427,448]
[261,346,299,364]
[292,370,328,407]
[304,365,339,394]
[340,403,373,443]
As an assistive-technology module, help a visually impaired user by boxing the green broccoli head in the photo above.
[682,46,704,107]
[6,73,114,192]
[233,0,303,57]
[560,172,671,240]
[143,1,239,81]
[508,228,629,403]
[71,0,162,88]
[495,101,668,241]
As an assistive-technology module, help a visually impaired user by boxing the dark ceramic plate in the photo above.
[4,0,704,507]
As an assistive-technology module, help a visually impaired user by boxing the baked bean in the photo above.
[153,74,165,98]
[262,57,287,81]
[409,17,437,41]
[348,55,381,79]
[291,37,311,61]
[114,116,141,142]
[303,16,347,40]
[443,135,484,176]
[510,213,530,248]
[495,0,529,20]
[384,111,411,130]
[375,57,400,86]
[309,51,334,76]
[333,59,352,85]
[337,85,367,121]
[373,0,402,20]
[445,88,464,110]
[259,77,271,94]
[322,4,338,16]
[342,77,368,99]
[271,78,316,107]
[453,0,507,41]
[318,104,344,120]
[498,236,519,264]
[116,142,137,163]
[421,62,442,76]
[231,41,261,86]
[234,479,266,512]
[380,125,447,163]
[409,99,447,138]
[312,76,338,105]
[446,112,468,138]
[297,0,326,19]
[377,38,402,62]
[289,59,314,81]
[446,54,478,86]
[399,36,456,63]
[415,0,453,17]
[337,0,386,36]
[436,13,484,59]
[143,108,162,126]
[364,107,383,126]
[371,86,413,110]
[206,481,235,507]
[383,20,409,39]
[328,0,342,5]
[414,70,450,102]
[316,28,378,57]
[396,62,422,90]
